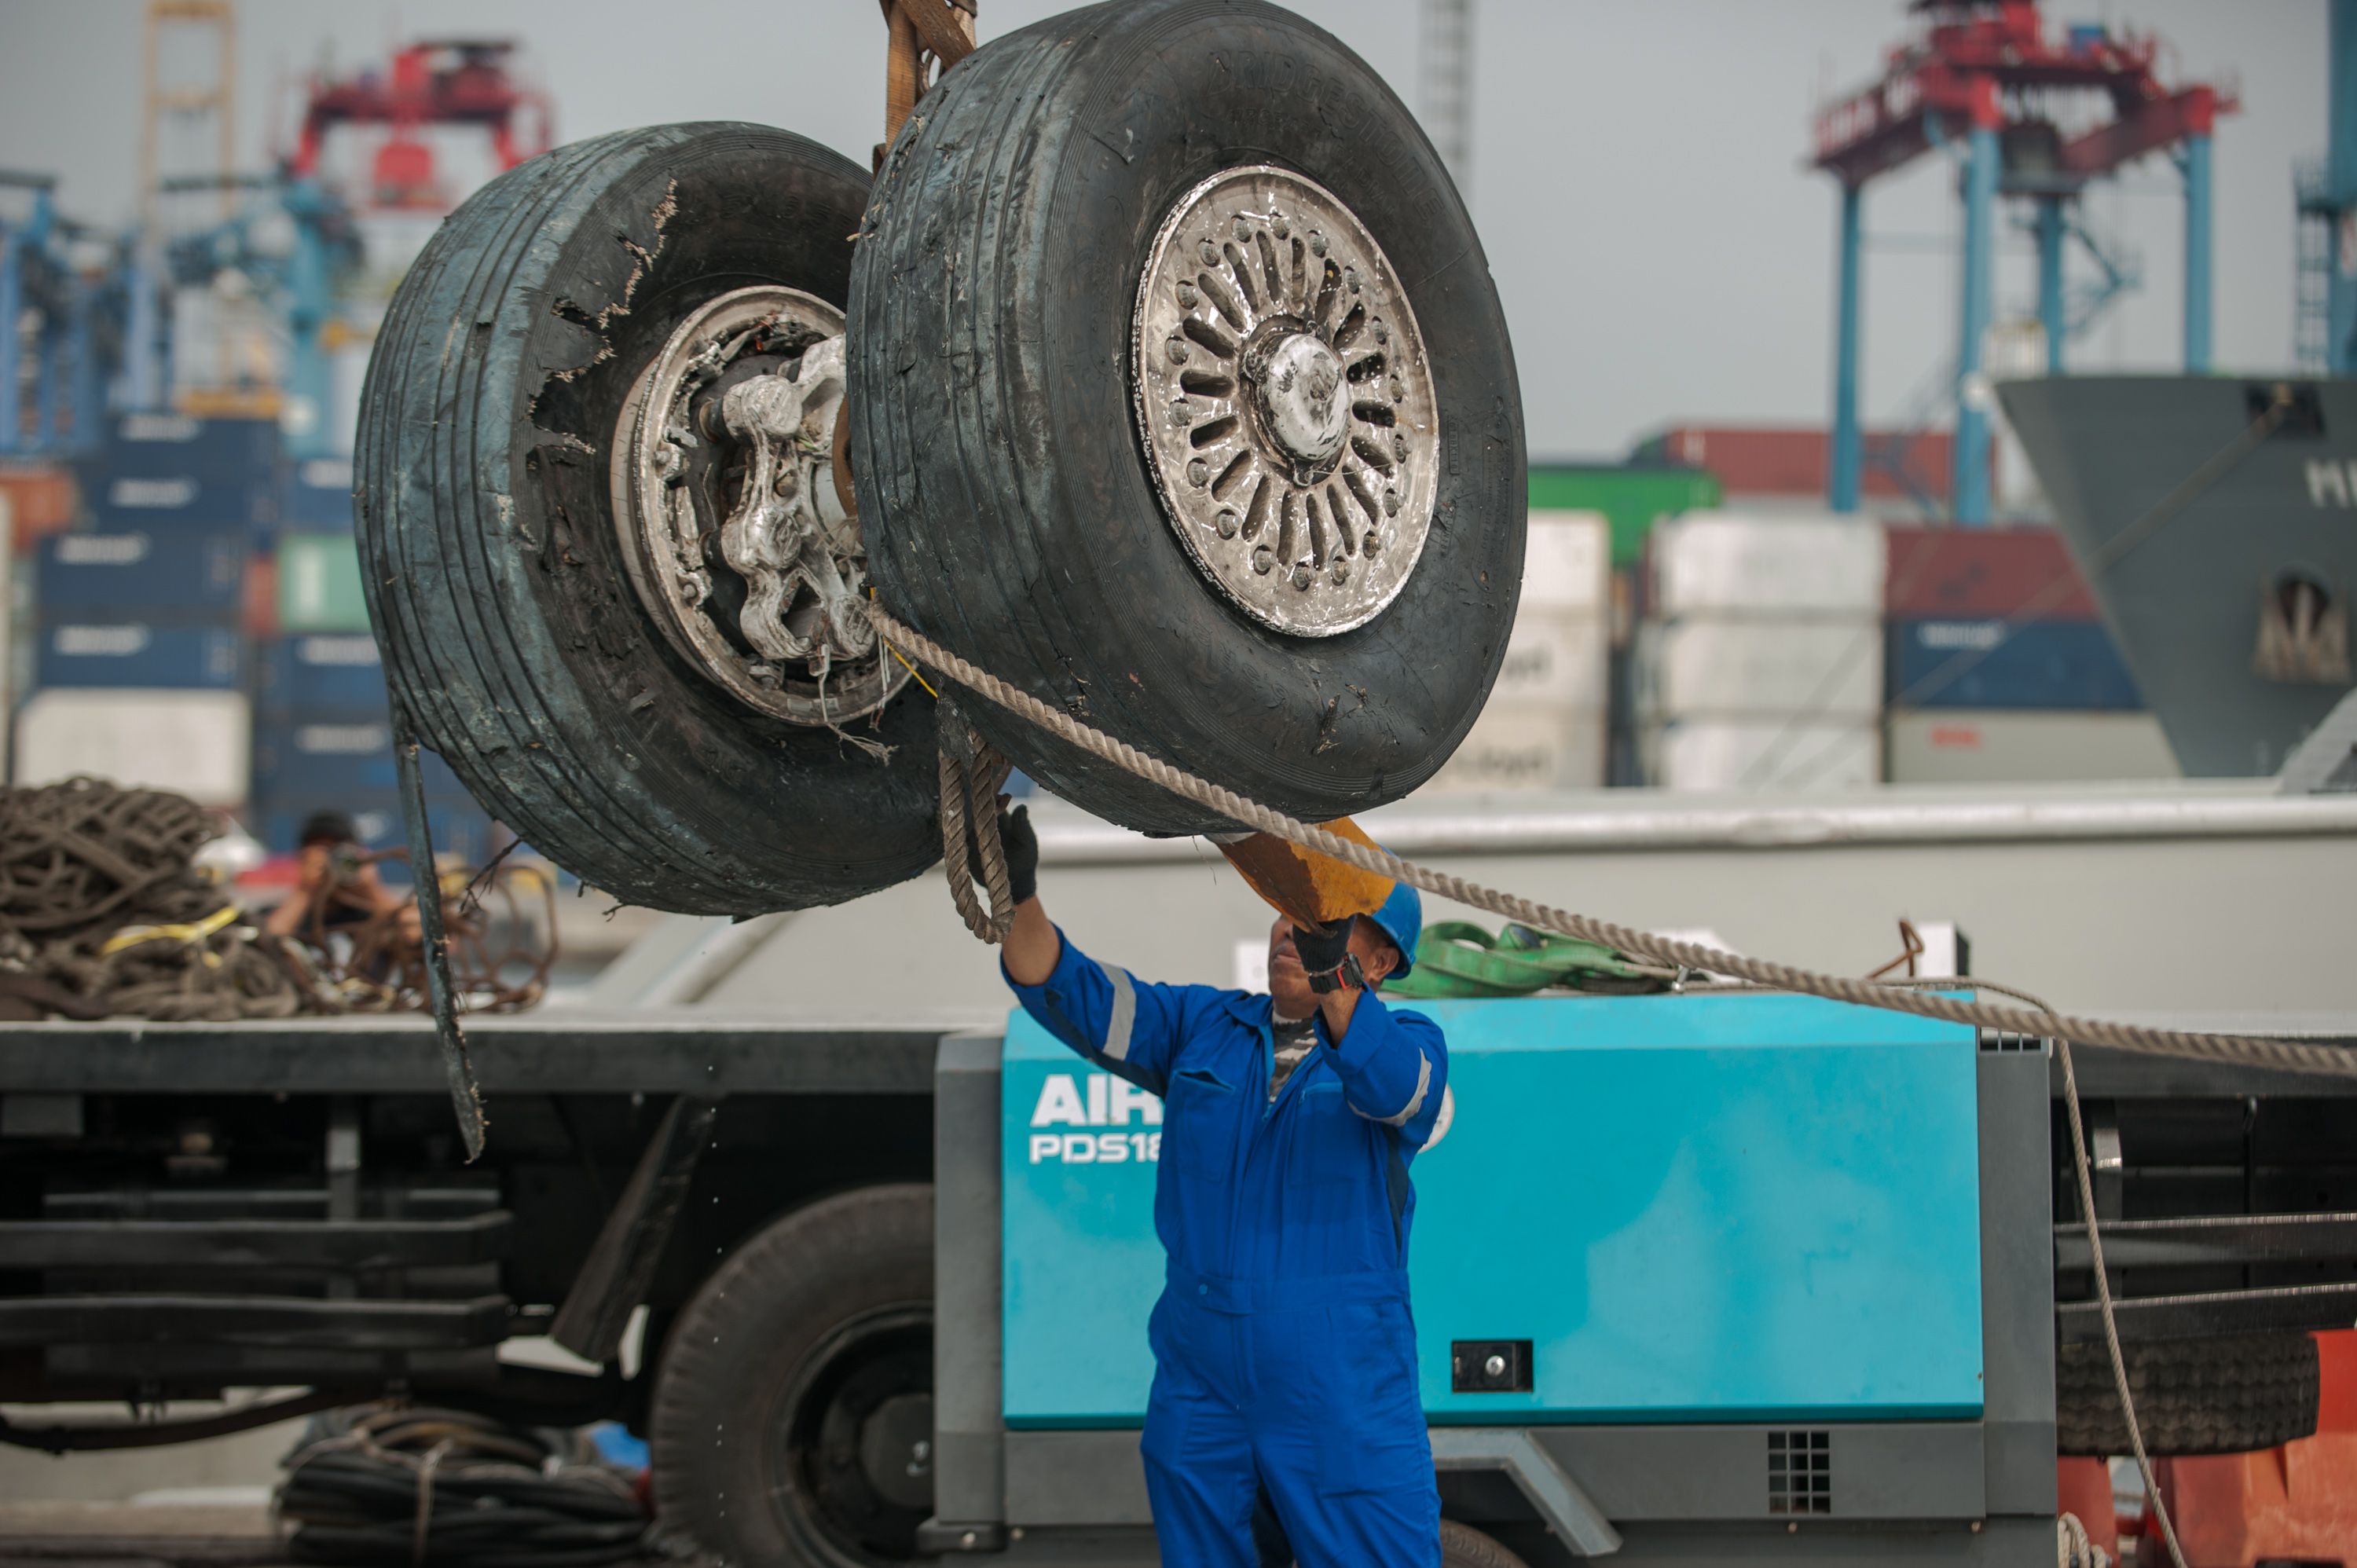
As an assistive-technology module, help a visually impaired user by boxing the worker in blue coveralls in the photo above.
[990,803,1448,1568]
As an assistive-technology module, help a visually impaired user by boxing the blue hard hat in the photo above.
[1363,880,1422,976]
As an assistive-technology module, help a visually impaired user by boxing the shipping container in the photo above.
[86,471,281,533]
[252,720,471,803]
[1424,702,1607,793]
[97,412,283,481]
[35,622,244,690]
[1882,523,2098,621]
[258,633,390,717]
[1647,511,1886,617]
[1527,464,1719,567]
[1887,618,2143,710]
[1519,511,1611,613]
[276,531,370,631]
[35,529,248,617]
[1628,424,1970,506]
[0,463,81,555]
[255,800,499,883]
[1491,613,1609,709]
[283,456,356,530]
[1634,617,1882,719]
[14,689,252,805]
[1639,718,1880,792]
[1884,709,2179,785]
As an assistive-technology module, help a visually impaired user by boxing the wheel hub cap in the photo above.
[1252,332,1350,468]
[612,285,907,725]
[1132,165,1439,637]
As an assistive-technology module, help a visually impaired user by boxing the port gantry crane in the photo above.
[1812,0,2237,524]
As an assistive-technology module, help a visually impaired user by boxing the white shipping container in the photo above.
[1886,709,2180,785]
[1635,617,1882,719]
[1491,613,1609,708]
[1424,702,1607,793]
[1519,511,1611,612]
[1640,718,1879,792]
[1649,511,1886,617]
[15,689,252,806]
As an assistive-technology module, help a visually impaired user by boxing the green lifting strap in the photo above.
[1381,921,1662,1000]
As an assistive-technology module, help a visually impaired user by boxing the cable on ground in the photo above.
[276,1403,649,1566]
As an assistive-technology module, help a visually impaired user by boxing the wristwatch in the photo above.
[1308,953,1370,995]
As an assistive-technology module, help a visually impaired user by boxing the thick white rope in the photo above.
[868,600,2357,1082]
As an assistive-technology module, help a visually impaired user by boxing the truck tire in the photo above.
[2057,1333,2319,1456]
[358,123,938,916]
[1441,1520,1531,1568]
[850,0,1525,837]
[651,1184,933,1566]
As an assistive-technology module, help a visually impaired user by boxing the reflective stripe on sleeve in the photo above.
[1376,1050,1431,1127]
[1102,967,1138,1061]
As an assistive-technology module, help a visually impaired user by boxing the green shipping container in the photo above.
[1528,464,1720,566]
[277,532,370,632]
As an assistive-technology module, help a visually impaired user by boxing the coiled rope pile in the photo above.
[0,778,554,1021]
[872,597,2357,1568]
[0,778,302,1021]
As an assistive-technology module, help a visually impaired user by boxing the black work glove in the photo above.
[1290,917,1354,985]
[972,800,1039,905]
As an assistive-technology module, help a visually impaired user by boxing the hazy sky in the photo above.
[0,0,2327,459]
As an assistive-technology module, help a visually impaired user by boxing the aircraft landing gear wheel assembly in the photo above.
[361,2,1522,902]
[358,123,937,916]
[849,0,1526,836]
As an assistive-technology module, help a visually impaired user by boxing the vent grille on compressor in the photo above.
[1767,1430,1831,1515]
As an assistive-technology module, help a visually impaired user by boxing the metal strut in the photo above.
[393,730,486,1162]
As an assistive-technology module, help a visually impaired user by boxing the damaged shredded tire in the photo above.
[358,123,938,914]
[2057,1332,2319,1457]
[850,0,1526,835]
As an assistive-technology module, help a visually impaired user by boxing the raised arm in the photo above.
[991,804,1209,1094]
[1317,994,1448,1151]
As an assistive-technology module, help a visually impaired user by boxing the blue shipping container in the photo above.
[257,800,497,885]
[86,471,281,533]
[35,622,245,689]
[283,456,355,529]
[259,634,390,717]
[36,529,248,617]
[97,412,284,481]
[253,720,472,802]
[1887,619,2143,710]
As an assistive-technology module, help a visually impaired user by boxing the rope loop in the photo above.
[934,694,1015,944]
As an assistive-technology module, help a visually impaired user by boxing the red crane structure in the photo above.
[288,39,552,213]
[1810,0,2237,522]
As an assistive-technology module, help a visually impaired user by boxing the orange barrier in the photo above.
[2058,1456,2121,1560]
[2136,1332,2357,1566]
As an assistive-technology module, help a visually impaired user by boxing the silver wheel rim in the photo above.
[1131,165,1439,638]
[611,284,907,725]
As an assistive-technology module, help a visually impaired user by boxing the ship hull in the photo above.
[2000,375,2357,775]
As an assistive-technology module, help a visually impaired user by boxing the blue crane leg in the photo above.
[1830,183,1864,513]
[1952,124,1998,526]
[2183,133,2213,373]
[2036,197,2066,375]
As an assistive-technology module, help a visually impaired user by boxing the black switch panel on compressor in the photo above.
[1450,1339,1533,1393]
